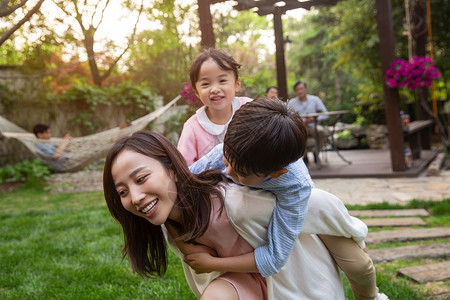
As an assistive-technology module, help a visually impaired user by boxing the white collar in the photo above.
[196,97,242,135]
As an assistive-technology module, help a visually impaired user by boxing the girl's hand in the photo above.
[184,253,218,274]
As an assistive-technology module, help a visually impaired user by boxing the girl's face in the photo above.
[111,150,181,225]
[194,58,241,119]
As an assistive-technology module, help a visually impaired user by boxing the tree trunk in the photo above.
[83,28,102,87]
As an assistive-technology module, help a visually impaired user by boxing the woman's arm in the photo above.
[184,252,258,274]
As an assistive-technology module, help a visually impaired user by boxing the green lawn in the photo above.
[1,187,448,299]
[0,188,196,300]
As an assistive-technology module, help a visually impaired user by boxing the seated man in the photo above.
[33,123,72,171]
[287,81,329,164]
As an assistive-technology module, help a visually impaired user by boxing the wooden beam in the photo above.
[273,7,288,101]
[256,0,342,16]
[375,0,406,171]
[234,0,342,15]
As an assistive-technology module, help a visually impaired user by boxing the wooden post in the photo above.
[375,0,406,171]
[413,0,431,150]
[273,7,288,101]
[198,0,215,48]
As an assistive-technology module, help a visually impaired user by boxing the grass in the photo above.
[0,186,448,299]
[0,187,196,300]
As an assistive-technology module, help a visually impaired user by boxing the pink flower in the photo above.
[385,56,441,90]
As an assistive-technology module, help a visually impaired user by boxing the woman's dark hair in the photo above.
[265,86,278,94]
[224,98,307,176]
[103,131,226,277]
[189,48,241,92]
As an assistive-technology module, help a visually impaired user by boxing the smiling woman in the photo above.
[102,130,346,299]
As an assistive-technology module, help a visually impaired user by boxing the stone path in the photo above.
[366,227,450,244]
[397,261,450,283]
[369,243,450,263]
[362,208,450,298]
[349,209,430,217]
[314,170,450,205]
[363,217,427,227]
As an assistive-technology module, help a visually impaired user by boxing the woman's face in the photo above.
[111,150,180,225]
[266,88,278,100]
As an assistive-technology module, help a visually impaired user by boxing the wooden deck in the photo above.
[307,149,439,179]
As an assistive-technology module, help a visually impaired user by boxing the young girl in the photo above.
[177,48,252,166]
[103,130,346,299]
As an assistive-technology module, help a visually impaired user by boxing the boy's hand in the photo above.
[184,252,218,274]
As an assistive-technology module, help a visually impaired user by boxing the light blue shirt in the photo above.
[189,143,314,277]
[36,143,66,172]
[288,94,329,126]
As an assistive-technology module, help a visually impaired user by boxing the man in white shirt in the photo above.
[287,81,329,164]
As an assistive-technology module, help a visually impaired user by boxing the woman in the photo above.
[103,130,345,299]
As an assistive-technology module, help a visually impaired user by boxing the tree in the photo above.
[0,0,46,46]
[52,0,144,87]
[126,0,197,101]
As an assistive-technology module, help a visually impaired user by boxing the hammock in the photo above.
[1,95,181,172]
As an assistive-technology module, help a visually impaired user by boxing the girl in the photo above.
[103,130,346,299]
[177,48,252,166]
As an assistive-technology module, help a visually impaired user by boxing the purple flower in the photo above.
[385,56,441,90]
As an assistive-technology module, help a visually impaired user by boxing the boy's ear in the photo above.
[269,168,288,179]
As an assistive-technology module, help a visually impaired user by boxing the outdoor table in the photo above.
[302,110,352,169]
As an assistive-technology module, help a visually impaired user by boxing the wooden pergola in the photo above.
[197,0,422,172]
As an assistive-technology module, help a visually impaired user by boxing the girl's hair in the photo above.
[103,130,226,277]
[189,48,241,91]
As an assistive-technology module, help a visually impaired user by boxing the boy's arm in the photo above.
[184,252,258,274]
[253,160,313,277]
[189,143,226,174]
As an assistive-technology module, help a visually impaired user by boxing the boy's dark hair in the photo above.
[224,97,307,176]
[293,80,307,91]
[189,48,241,92]
[33,123,50,137]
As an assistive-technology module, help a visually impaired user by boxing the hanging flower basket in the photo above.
[180,82,203,108]
[385,56,441,90]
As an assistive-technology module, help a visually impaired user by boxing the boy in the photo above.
[33,123,72,172]
[186,98,386,300]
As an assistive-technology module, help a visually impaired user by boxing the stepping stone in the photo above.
[366,227,450,245]
[397,261,450,283]
[363,217,427,227]
[369,243,450,263]
[349,209,430,217]
[431,293,450,299]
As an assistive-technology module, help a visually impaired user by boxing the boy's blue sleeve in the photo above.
[189,143,226,174]
[253,159,314,277]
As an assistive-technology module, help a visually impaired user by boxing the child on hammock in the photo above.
[177,48,253,166]
[184,98,387,300]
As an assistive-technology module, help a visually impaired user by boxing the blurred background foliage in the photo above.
[0,0,448,131]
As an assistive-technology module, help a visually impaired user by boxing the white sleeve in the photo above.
[302,188,368,249]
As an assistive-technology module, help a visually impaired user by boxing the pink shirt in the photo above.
[178,97,253,166]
